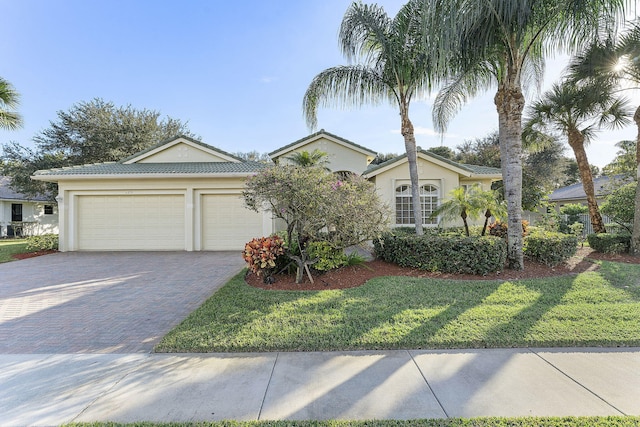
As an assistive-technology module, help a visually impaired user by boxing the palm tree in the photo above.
[524,79,631,233]
[432,184,503,236]
[567,22,640,253]
[303,1,432,236]
[0,77,22,130]
[285,149,330,168]
[419,0,628,269]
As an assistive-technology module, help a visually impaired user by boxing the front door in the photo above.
[11,204,22,222]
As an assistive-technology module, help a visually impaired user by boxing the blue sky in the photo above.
[1,0,637,167]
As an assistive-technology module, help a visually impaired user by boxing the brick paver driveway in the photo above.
[0,252,244,353]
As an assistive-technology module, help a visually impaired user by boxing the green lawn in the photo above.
[156,259,640,352]
[67,416,640,426]
[0,239,29,263]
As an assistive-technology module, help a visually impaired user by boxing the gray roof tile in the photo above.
[34,162,267,177]
[0,176,49,201]
[549,175,629,201]
[364,149,501,176]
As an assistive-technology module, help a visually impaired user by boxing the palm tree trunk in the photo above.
[495,86,525,270]
[632,106,640,255]
[567,128,606,234]
[401,104,423,236]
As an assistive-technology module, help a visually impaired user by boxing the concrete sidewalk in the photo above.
[1,348,639,425]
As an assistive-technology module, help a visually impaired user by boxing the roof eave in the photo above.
[31,172,259,182]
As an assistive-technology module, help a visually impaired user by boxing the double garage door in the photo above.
[76,194,263,251]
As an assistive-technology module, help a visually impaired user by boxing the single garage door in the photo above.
[201,194,263,250]
[77,194,185,250]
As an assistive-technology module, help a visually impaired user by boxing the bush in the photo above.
[307,241,347,271]
[524,231,577,267]
[374,232,506,275]
[25,234,58,251]
[488,220,529,239]
[587,233,631,254]
[243,236,285,279]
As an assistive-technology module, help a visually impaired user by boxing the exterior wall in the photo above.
[137,143,229,163]
[55,176,271,251]
[0,200,59,237]
[277,137,372,174]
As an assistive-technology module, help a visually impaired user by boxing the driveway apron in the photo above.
[0,252,244,353]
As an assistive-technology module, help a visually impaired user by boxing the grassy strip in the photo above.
[156,260,640,352]
[66,416,640,426]
[0,240,29,263]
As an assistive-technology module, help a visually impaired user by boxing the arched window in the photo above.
[395,184,439,225]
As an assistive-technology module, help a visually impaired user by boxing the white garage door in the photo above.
[77,194,185,250]
[201,194,264,250]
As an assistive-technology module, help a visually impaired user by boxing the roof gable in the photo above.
[363,149,501,179]
[269,130,377,159]
[122,135,242,164]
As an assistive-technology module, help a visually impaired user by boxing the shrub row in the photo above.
[25,234,58,251]
[587,233,631,254]
[524,231,577,267]
[373,232,507,275]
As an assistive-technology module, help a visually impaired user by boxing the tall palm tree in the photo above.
[419,0,628,269]
[303,1,432,235]
[524,79,631,233]
[0,77,22,130]
[567,22,640,253]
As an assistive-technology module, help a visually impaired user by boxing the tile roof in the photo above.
[33,161,267,177]
[549,175,629,201]
[269,129,377,157]
[0,176,49,201]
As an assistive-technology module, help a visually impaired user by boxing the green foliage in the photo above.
[307,241,347,271]
[426,145,455,159]
[1,98,192,199]
[602,140,636,178]
[488,220,529,239]
[560,203,589,234]
[285,149,329,167]
[600,182,635,233]
[25,234,59,251]
[0,77,23,130]
[587,233,631,254]
[524,231,577,267]
[374,232,506,275]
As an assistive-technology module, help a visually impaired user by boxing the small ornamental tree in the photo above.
[601,182,635,234]
[243,165,388,283]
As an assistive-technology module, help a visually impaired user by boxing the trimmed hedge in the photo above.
[25,234,58,251]
[524,231,577,267]
[374,232,506,275]
[587,233,631,254]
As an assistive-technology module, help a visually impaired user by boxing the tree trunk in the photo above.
[494,86,525,270]
[632,105,640,255]
[567,128,606,234]
[400,103,423,236]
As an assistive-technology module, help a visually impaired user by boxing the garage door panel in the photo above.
[77,195,185,250]
[201,194,263,250]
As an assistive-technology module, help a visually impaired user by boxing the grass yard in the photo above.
[156,259,640,353]
[66,416,640,427]
[0,239,29,263]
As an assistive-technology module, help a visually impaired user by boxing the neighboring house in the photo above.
[0,176,59,237]
[33,131,502,252]
[32,136,271,251]
[548,175,628,210]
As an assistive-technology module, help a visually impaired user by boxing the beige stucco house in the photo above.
[1,176,59,238]
[33,130,501,252]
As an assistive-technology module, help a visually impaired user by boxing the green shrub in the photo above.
[307,241,347,271]
[587,233,631,254]
[25,234,58,251]
[524,231,577,267]
[374,232,506,275]
[488,219,529,238]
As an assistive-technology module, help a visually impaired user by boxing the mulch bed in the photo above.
[11,250,58,260]
[246,247,640,291]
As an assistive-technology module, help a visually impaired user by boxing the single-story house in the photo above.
[548,175,629,210]
[0,176,59,238]
[33,131,501,252]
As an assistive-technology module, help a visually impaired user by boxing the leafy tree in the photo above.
[426,146,455,160]
[456,132,501,168]
[303,1,433,236]
[243,165,388,283]
[602,140,636,178]
[285,149,329,168]
[601,181,635,233]
[421,0,628,269]
[524,79,630,233]
[1,98,192,199]
[234,151,273,164]
[0,77,22,130]
[370,152,399,165]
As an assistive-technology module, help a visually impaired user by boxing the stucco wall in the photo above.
[137,143,229,163]
[277,137,372,174]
